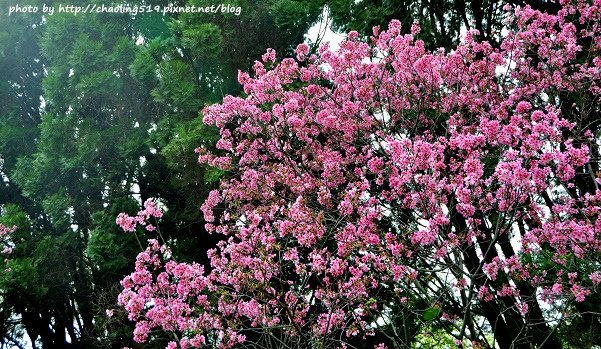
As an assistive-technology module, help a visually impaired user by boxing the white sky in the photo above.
[304,7,345,51]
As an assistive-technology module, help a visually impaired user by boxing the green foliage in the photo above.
[270,0,323,38]
[412,328,460,349]
[152,59,202,112]
[133,12,170,40]
[130,49,157,83]
[41,190,72,232]
[2,258,48,299]
[558,291,601,348]
[422,306,441,322]
[0,0,44,201]
[204,166,225,183]
[181,23,223,60]
[86,199,141,286]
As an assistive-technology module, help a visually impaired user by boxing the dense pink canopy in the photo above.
[118,1,601,348]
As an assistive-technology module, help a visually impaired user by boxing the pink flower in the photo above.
[295,43,309,61]
[261,48,276,63]
[516,101,532,113]
[590,272,601,286]
[116,213,136,232]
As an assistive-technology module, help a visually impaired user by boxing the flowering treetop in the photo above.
[118,1,601,348]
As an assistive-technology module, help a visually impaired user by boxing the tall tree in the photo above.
[0,0,48,346]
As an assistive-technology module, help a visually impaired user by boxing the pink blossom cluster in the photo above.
[0,223,15,256]
[116,198,164,232]
[117,239,218,346]
[0,223,16,273]
[120,1,601,347]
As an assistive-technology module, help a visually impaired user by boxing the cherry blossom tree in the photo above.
[118,1,601,348]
